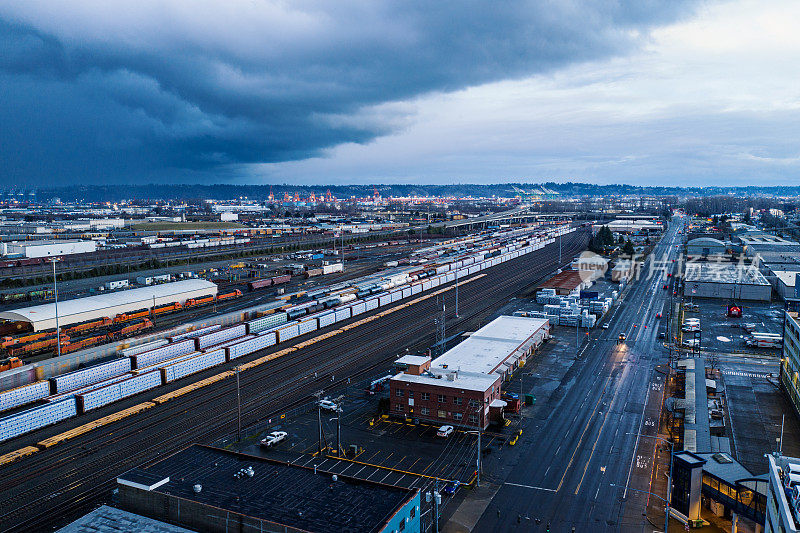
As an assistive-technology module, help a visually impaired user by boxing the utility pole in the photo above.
[52,259,61,357]
[235,366,242,443]
[476,403,482,487]
[314,391,324,455]
[427,480,441,533]
[558,233,562,265]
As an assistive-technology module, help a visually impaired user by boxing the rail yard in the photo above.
[0,222,587,532]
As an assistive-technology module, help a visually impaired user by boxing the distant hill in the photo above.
[18,182,800,202]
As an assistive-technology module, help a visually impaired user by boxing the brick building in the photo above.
[389,316,550,429]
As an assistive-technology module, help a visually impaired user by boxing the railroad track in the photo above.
[0,232,588,532]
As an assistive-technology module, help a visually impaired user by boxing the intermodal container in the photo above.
[77,370,162,413]
[168,325,222,342]
[334,307,350,323]
[277,323,300,343]
[246,312,288,334]
[131,339,196,369]
[205,334,255,351]
[0,399,77,444]
[317,311,336,328]
[227,333,276,360]
[349,301,366,316]
[378,293,392,307]
[0,380,50,412]
[49,358,132,394]
[120,339,169,357]
[297,318,318,335]
[195,324,247,350]
[160,349,226,384]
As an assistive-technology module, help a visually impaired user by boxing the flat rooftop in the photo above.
[684,262,769,286]
[433,315,549,376]
[9,239,87,247]
[118,445,417,533]
[392,369,499,392]
[394,354,431,366]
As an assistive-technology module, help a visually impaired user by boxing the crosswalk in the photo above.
[720,370,773,379]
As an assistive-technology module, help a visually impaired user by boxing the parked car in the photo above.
[437,425,454,438]
[260,431,288,447]
[318,399,339,411]
[601,323,609,329]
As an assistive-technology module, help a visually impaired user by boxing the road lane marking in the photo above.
[504,482,557,492]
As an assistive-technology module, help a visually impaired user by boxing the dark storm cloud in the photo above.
[0,1,698,185]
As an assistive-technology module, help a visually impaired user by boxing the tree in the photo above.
[712,215,719,226]
[618,234,625,245]
[623,239,635,257]
[743,210,751,223]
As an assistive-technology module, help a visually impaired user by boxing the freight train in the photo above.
[0,223,578,445]
[0,290,243,356]
[6,319,154,357]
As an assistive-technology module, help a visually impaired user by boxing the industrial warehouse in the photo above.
[683,262,772,301]
[0,279,218,332]
[390,315,550,429]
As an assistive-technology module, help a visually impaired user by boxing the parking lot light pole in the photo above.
[627,432,673,533]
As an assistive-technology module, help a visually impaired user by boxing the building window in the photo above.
[468,414,478,424]
[411,506,416,519]
[468,399,479,408]
[396,389,404,397]
[453,412,463,421]
[453,397,463,405]
[420,407,429,415]
[399,517,405,531]
[421,392,430,401]
[395,404,404,412]
[437,394,447,403]
[438,410,446,418]
[408,390,414,398]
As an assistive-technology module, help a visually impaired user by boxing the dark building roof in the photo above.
[118,445,417,533]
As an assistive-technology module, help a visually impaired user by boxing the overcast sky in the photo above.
[2,0,798,187]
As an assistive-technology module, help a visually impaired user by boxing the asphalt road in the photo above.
[473,218,684,532]
[0,229,590,532]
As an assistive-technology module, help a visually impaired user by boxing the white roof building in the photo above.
[0,279,217,331]
[432,315,550,378]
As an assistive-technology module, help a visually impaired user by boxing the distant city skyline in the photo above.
[2,1,799,186]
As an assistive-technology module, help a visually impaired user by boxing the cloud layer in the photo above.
[0,1,697,185]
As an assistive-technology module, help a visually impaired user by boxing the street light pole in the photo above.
[52,259,61,357]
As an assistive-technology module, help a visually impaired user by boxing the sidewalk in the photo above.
[441,482,501,533]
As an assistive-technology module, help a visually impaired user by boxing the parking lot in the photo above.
[680,298,783,355]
